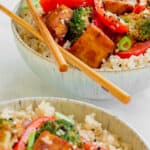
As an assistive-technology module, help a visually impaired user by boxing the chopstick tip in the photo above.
[122,95,131,104]
[59,64,68,72]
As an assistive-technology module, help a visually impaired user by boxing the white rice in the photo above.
[16,7,150,71]
[0,102,130,150]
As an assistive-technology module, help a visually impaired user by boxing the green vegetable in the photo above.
[27,132,36,150]
[66,7,92,43]
[55,112,73,123]
[134,18,150,41]
[0,118,13,124]
[21,0,40,10]
[117,36,132,51]
[122,13,150,41]
[36,119,82,147]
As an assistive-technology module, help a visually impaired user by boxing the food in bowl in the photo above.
[0,101,129,150]
[16,0,150,71]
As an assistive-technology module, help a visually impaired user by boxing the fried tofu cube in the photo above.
[70,25,115,68]
[33,131,74,150]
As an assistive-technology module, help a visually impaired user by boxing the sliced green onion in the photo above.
[21,0,40,10]
[55,112,74,124]
[117,36,132,51]
[27,132,36,150]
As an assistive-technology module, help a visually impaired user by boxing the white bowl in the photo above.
[0,97,149,149]
[11,2,150,100]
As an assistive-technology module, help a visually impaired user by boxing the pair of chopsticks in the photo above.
[0,2,131,104]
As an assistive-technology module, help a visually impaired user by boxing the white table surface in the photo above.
[0,0,150,147]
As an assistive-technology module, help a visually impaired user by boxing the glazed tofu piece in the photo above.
[103,0,135,14]
[33,131,74,150]
[70,25,115,68]
[46,5,73,41]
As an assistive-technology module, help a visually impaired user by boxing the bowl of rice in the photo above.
[12,0,150,100]
[0,97,149,149]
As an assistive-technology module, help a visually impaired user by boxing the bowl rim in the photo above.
[11,1,150,74]
[0,96,149,149]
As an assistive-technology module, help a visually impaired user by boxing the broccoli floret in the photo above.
[134,18,150,41]
[65,7,92,43]
[122,13,150,41]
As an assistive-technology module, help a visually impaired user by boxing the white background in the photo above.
[0,0,150,147]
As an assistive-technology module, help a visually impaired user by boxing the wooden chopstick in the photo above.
[58,45,131,104]
[0,4,131,104]
[26,0,68,72]
[0,4,44,42]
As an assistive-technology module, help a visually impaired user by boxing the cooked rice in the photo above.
[0,102,130,150]
[16,7,150,71]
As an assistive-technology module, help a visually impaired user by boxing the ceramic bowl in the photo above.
[11,2,150,100]
[0,97,149,149]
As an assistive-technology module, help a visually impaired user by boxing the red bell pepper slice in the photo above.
[94,0,128,33]
[92,9,104,29]
[115,40,150,58]
[133,0,147,14]
[13,116,55,150]
[40,0,94,13]
[134,4,146,13]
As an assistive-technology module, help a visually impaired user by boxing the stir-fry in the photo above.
[0,102,129,149]
[0,114,101,150]
[32,0,150,68]
[17,0,150,70]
